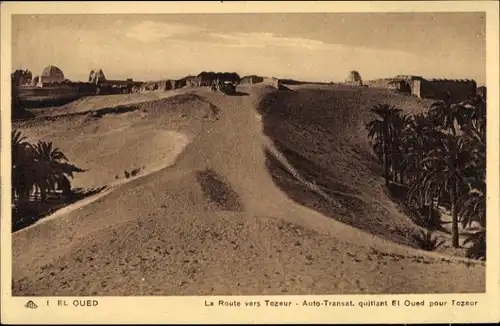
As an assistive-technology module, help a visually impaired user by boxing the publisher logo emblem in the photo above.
[24,300,38,309]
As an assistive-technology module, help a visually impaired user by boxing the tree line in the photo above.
[366,91,486,259]
[12,69,33,86]
[12,130,83,230]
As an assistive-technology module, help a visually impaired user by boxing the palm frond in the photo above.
[411,230,445,251]
[464,230,486,260]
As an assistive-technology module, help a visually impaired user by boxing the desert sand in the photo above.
[12,83,485,295]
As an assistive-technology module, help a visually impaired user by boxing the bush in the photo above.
[411,230,445,251]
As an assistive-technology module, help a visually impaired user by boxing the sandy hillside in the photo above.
[12,84,485,296]
[27,88,191,119]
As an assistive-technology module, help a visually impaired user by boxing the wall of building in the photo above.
[365,78,394,89]
[16,81,134,107]
[345,80,363,86]
[17,84,84,108]
[196,72,241,87]
[345,71,362,85]
[420,79,477,102]
[366,76,476,102]
[40,75,64,85]
[136,80,171,92]
[172,79,187,89]
[131,73,243,93]
[130,78,196,93]
[240,75,264,84]
[18,84,78,98]
[411,79,421,98]
[264,77,280,88]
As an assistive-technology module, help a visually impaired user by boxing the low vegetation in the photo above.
[124,168,141,179]
[411,230,445,251]
[366,91,486,259]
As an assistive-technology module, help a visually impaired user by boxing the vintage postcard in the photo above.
[1,1,499,324]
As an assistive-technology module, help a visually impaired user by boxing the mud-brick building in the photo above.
[418,78,477,102]
[87,68,137,94]
[138,80,172,92]
[181,75,198,88]
[366,74,477,103]
[365,78,393,89]
[345,70,363,86]
[240,75,264,84]
[32,65,65,87]
[39,65,65,85]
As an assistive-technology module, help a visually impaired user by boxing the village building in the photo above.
[365,74,477,102]
[345,70,363,86]
[38,65,65,86]
[240,75,264,84]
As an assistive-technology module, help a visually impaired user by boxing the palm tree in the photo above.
[12,132,85,231]
[31,141,82,201]
[403,114,444,209]
[12,130,28,168]
[458,95,486,232]
[460,94,486,162]
[366,104,402,186]
[464,229,486,260]
[53,161,84,196]
[388,111,409,184]
[11,130,34,203]
[408,146,446,229]
[458,178,485,229]
[462,94,486,133]
[366,92,485,252]
[11,73,21,119]
[402,114,429,182]
[421,133,471,247]
[428,92,469,136]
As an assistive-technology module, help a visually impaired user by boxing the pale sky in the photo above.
[12,13,486,85]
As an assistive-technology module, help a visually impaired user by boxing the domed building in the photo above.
[345,70,363,86]
[39,65,65,85]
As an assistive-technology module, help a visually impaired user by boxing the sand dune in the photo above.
[12,84,485,296]
[29,88,192,119]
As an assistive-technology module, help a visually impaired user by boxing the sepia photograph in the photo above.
[1,1,499,324]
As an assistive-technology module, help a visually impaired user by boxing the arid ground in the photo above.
[12,83,485,295]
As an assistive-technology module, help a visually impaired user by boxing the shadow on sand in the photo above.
[385,182,445,232]
[12,107,35,121]
[18,95,83,109]
[12,186,107,233]
[227,91,250,97]
[196,169,243,212]
[257,88,419,247]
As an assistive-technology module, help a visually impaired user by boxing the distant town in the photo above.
[12,64,484,110]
